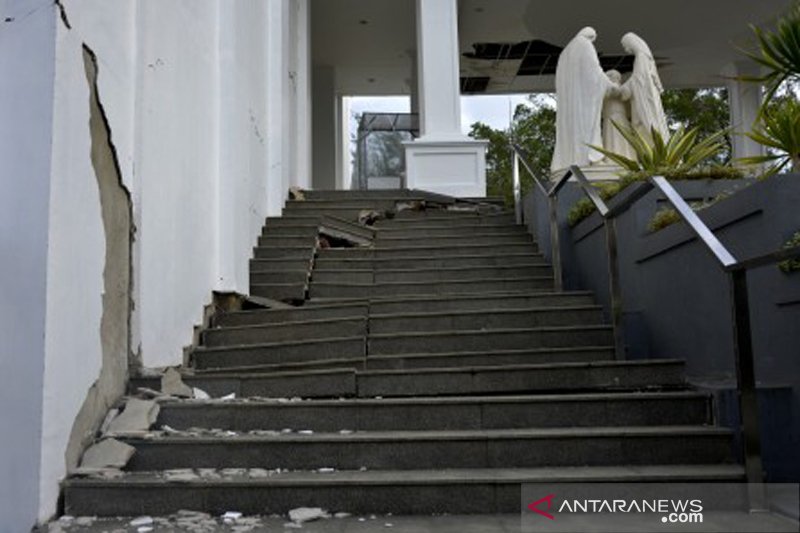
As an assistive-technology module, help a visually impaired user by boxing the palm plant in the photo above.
[739,97,800,175]
[589,121,729,175]
[741,2,800,108]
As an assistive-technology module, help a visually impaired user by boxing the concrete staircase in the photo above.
[63,190,743,517]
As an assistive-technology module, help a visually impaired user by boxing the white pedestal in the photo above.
[404,139,488,198]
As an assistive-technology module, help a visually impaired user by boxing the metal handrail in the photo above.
[511,144,625,361]
[511,143,800,509]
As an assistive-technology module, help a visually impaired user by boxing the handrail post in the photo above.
[548,194,563,292]
[604,217,625,360]
[512,151,522,225]
[729,268,767,511]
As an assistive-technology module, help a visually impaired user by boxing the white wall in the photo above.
[0,1,56,530]
[27,0,312,523]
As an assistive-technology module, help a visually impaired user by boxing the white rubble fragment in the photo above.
[284,522,303,529]
[281,428,292,434]
[129,516,154,527]
[317,467,335,473]
[220,393,236,401]
[288,507,330,523]
[339,430,353,435]
[385,523,394,528]
[99,408,119,435]
[58,516,74,524]
[333,512,351,519]
[193,387,211,400]
[106,398,160,436]
[163,469,199,482]
[161,368,193,398]
[298,430,314,435]
[75,516,96,526]
[137,527,153,533]
[161,424,181,435]
[248,468,271,478]
[79,439,135,470]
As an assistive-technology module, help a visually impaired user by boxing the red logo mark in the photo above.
[528,494,556,520]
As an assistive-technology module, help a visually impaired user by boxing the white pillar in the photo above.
[265,0,289,215]
[290,0,312,190]
[404,0,487,197]
[335,95,351,190]
[726,61,765,161]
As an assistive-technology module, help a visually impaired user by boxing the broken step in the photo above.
[156,391,713,432]
[121,426,734,471]
[63,465,746,516]
[202,316,367,348]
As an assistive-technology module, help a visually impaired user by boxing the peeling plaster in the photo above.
[63,44,134,473]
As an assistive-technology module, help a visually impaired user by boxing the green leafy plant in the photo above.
[590,122,729,176]
[741,2,800,108]
[738,98,800,176]
[566,182,621,227]
[648,208,684,233]
[778,231,800,273]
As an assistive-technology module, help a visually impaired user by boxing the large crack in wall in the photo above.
[63,44,134,472]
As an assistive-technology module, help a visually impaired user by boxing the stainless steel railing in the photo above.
[510,142,800,510]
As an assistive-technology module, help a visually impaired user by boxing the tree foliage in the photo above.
[468,90,731,205]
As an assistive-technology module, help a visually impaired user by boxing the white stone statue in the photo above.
[621,32,669,143]
[602,70,637,161]
[551,27,618,172]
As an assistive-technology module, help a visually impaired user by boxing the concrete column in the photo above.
[312,65,337,190]
[290,0,312,189]
[727,61,765,161]
[404,0,487,197]
[265,0,289,215]
[335,95,352,190]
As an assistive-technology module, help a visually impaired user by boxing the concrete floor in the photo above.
[44,512,799,533]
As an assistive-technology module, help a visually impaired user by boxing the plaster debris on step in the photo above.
[358,209,387,226]
[98,407,119,435]
[334,512,351,519]
[161,368,193,398]
[163,469,199,482]
[289,186,306,201]
[105,398,160,436]
[221,511,243,524]
[395,200,426,213]
[192,387,211,400]
[288,507,330,524]
[77,438,135,471]
[317,467,336,473]
[129,516,154,527]
[220,393,236,401]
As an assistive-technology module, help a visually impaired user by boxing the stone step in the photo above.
[202,317,367,348]
[249,283,306,301]
[316,242,537,259]
[368,325,613,355]
[252,247,314,260]
[214,303,368,328]
[122,427,733,472]
[309,277,553,299]
[375,214,515,227]
[357,359,687,397]
[366,347,615,370]
[63,465,745,516]
[134,359,686,399]
[312,265,553,285]
[374,234,534,248]
[264,216,321,228]
[260,225,320,237]
[248,270,309,284]
[256,235,318,247]
[367,292,596,315]
[191,337,365,371]
[369,306,605,334]
[248,258,313,272]
[285,199,417,210]
[313,252,546,270]
[392,210,511,220]
[155,391,712,432]
[375,225,528,238]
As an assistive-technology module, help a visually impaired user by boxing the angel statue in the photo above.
[551,27,619,172]
[621,32,669,143]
